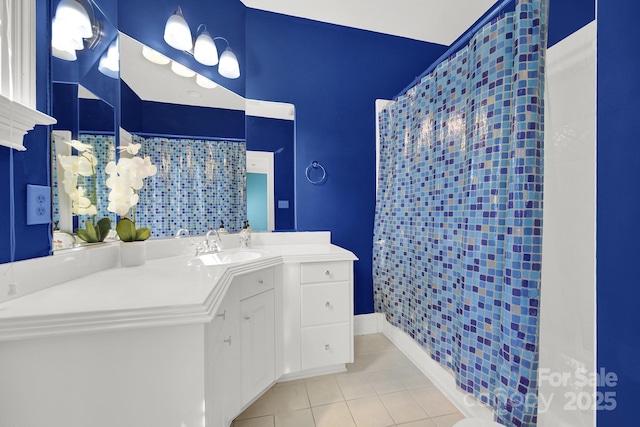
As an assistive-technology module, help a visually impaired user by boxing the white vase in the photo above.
[120,241,147,267]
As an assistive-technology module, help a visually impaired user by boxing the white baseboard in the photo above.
[278,364,347,382]
[354,313,384,335]
[380,319,494,421]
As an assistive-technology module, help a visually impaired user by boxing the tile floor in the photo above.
[233,333,465,427]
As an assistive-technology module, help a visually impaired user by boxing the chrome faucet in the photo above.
[175,228,190,238]
[204,230,222,252]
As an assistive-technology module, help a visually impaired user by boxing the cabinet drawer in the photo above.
[301,282,350,326]
[301,262,349,284]
[301,323,351,370]
[238,267,275,300]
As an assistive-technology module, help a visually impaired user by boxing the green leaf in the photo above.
[84,220,99,243]
[96,217,112,242]
[116,218,136,242]
[134,227,151,241]
[76,228,90,242]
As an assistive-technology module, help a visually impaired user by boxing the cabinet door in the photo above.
[205,286,240,427]
[205,331,226,427]
[240,289,275,404]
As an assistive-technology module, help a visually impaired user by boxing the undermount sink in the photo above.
[189,250,264,266]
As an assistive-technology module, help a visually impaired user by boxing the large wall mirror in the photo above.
[50,0,295,248]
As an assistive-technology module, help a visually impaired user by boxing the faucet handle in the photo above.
[195,242,207,256]
[205,229,222,252]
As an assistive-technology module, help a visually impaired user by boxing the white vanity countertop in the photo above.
[0,243,357,342]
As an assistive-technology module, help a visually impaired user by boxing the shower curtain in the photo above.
[135,135,247,237]
[373,1,547,426]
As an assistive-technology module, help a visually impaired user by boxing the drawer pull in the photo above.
[216,310,227,320]
[258,279,264,285]
[325,301,331,308]
[224,336,232,346]
[244,316,252,322]
[324,344,331,351]
[325,270,331,276]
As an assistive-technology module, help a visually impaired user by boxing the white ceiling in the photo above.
[240,0,496,45]
[120,33,246,111]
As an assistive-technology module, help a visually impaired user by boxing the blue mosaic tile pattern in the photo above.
[373,1,547,426]
[135,135,247,237]
[77,134,117,226]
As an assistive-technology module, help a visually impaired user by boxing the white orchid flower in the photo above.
[118,143,142,156]
[105,160,117,176]
[58,154,78,173]
[74,202,98,216]
[105,142,157,216]
[107,183,137,216]
[76,156,95,177]
[144,157,158,177]
[83,152,99,167]
[64,139,93,153]
[58,154,95,177]
[107,200,131,216]
[70,187,97,215]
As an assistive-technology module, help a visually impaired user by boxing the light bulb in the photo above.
[52,46,77,61]
[55,0,92,38]
[164,6,193,51]
[193,26,219,66]
[99,39,119,78]
[218,47,240,79]
[142,45,170,65]
[171,61,196,78]
[196,74,218,89]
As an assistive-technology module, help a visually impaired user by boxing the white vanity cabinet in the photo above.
[239,269,276,404]
[0,236,357,427]
[205,284,240,427]
[282,260,354,377]
[204,266,276,427]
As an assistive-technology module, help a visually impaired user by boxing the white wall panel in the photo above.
[539,20,597,427]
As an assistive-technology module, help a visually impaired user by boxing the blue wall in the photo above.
[121,81,245,139]
[597,1,640,425]
[246,116,295,231]
[0,0,52,263]
[245,10,451,314]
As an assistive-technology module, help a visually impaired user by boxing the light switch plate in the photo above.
[26,184,51,225]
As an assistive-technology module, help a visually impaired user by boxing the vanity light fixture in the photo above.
[218,44,240,79]
[193,25,218,66]
[195,74,218,89]
[51,0,102,62]
[163,6,193,51]
[142,45,171,65]
[54,0,92,38]
[171,60,196,78]
[163,6,240,79]
[98,38,119,79]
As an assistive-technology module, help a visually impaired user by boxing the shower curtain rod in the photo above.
[395,0,515,99]
[132,132,246,143]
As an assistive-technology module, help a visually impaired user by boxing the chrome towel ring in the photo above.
[305,161,327,185]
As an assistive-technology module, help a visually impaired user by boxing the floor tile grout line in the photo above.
[303,377,317,427]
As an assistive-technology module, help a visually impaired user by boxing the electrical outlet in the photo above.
[26,184,51,225]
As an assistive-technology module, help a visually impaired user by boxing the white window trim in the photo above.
[0,0,56,151]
